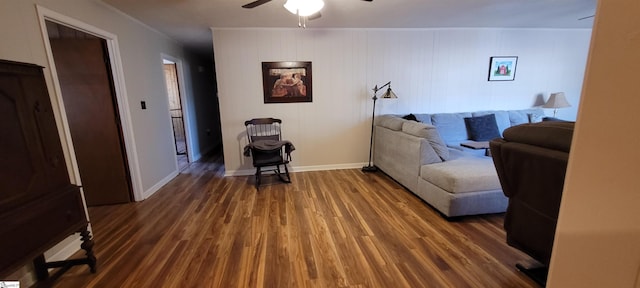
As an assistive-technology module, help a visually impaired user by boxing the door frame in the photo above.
[161,54,193,166]
[36,6,145,201]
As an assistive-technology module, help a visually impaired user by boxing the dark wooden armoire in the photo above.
[0,59,96,281]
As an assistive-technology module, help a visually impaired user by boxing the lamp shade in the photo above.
[284,0,324,16]
[543,92,571,108]
[381,88,398,99]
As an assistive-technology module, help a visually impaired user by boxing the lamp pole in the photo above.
[362,81,392,172]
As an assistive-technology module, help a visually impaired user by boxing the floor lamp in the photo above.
[362,81,397,172]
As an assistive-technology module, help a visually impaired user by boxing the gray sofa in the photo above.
[373,108,545,217]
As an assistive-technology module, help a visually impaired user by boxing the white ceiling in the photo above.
[101,0,596,52]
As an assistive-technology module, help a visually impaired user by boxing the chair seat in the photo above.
[251,147,285,166]
[254,155,287,166]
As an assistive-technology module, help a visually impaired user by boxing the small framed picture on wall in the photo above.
[488,56,518,81]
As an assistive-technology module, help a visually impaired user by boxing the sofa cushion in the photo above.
[402,121,450,160]
[420,152,501,194]
[414,114,432,125]
[464,114,501,141]
[509,108,545,126]
[529,113,543,123]
[509,111,529,126]
[473,111,511,134]
[431,112,472,145]
[420,139,443,165]
[376,115,404,131]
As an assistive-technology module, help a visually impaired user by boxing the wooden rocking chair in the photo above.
[244,118,294,189]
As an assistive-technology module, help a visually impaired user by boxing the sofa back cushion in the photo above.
[508,108,545,126]
[430,112,472,145]
[375,115,404,131]
[402,121,450,160]
[414,114,432,125]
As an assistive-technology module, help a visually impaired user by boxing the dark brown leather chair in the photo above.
[489,121,574,286]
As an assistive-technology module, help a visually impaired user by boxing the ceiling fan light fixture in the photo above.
[284,0,324,16]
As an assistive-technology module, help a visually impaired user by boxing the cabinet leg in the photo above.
[80,226,97,273]
[33,254,49,281]
[32,224,98,284]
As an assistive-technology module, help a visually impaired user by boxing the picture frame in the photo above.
[488,56,518,81]
[262,61,312,103]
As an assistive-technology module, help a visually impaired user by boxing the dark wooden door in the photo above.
[49,33,132,206]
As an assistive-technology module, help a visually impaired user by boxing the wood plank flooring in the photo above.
[53,153,538,287]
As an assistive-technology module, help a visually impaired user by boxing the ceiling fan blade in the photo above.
[242,0,272,9]
[308,12,322,21]
[362,0,373,2]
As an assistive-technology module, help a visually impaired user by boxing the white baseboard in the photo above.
[143,170,179,200]
[224,162,367,177]
[46,237,82,261]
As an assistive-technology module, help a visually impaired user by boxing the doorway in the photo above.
[45,20,133,206]
[162,59,189,171]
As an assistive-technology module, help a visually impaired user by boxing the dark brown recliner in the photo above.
[489,121,574,286]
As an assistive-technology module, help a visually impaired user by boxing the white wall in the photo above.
[547,0,640,286]
[212,28,592,175]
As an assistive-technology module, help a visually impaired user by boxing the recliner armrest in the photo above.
[502,122,575,153]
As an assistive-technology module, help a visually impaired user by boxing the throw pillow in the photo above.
[528,113,543,123]
[464,114,501,141]
[402,113,419,122]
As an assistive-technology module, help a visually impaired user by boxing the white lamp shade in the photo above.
[284,0,324,16]
[543,92,572,108]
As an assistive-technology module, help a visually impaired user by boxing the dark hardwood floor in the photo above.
[52,152,538,287]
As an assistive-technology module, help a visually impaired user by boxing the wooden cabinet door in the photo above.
[0,60,88,277]
[0,61,72,210]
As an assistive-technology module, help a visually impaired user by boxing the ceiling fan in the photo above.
[242,0,373,27]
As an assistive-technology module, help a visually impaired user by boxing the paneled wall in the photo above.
[212,28,592,175]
